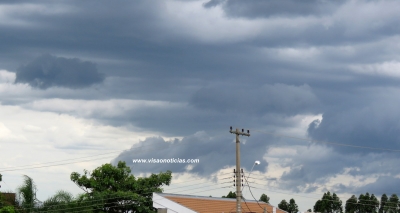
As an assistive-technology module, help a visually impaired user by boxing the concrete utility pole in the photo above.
[230,127,250,213]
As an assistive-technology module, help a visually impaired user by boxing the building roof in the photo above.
[155,193,288,213]
[1,193,16,206]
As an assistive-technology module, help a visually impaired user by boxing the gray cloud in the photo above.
[276,143,400,194]
[1,0,400,201]
[352,176,400,195]
[203,0,225,8]
[113,131,272,177]
[308,91,400,153]
[204,0,342,18]
[15,54,104,89]
[190,83,320,116]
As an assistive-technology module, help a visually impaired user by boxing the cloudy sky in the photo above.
[1,0,400,211]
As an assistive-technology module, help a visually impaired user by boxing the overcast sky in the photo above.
[1,0,400,211]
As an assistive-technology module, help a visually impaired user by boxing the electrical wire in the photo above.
[0,142,169,172]
[0,132,230,173]
[244,175,400,205]
[243,172,268,212]
[10,176,231,212]
[7,172,230,212]
[254,130,400,152]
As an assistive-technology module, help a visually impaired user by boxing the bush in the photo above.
[0,206,15,213]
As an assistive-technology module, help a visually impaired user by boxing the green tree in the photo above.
[364,193,380,213]
[384,194,399,213]
[259,193,270,203]
[38,190,90,213]
[70,161,172,213]
[279,199,289,212]
[222,191,236,199]
[0,206,15,213]
[307,209,312,212]
[333,193,344,213]
[358,193,379,213]
[379,194,388,213]
[17,175,38,213]
[345,195,358,213]
[315,200,323,213]
[314,191,343,213]
[288,198,299,213]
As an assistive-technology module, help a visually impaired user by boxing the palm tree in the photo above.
[17,175,38,212]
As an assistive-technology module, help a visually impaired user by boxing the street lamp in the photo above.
[242,160,260,197]
[247,160,260,182]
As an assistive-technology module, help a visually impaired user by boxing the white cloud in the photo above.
[350,61,400,78]
[0,103,158,200]
[23,98,185,120]
[0,70,16,83]
[0,3,73,27]
[333,0,400,37]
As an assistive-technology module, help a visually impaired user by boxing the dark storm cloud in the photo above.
[277,145,357,193]
[276,144,400,193]
[15,54,104,89]
[350,176,400,195]
[307,92,400,153]
[113,131,272,176]
[2,0,400,198]
[190,83,320,116]
[204,0,343,18]
[203,0,225,8]
[201,0,400,48]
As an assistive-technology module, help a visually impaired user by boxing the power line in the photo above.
[0,132,229,172]
[11,176,231,211]
[246,173,400,204]
[254,130,400,152]
[243,172,268,212]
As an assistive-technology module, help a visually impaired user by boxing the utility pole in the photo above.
[230,126,250,213]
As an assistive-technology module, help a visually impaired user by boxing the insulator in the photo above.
[241,169,243,173]
[230,126,232,131]
[247,130,250,134]
[234,169,236,173]
[234,184,235,186]
[242,129,244,132]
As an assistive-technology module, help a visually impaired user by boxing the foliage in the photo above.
[279,199,289,212]
[0,194,3,209]
[345,195,358,213]
[37,190,90,213]
[70,161,172,213]
[358,193,379,213]
[17,175,38,213]
[0,174,2,182]
[259,193,270,204]
[307,209,312,212]
[222,191,236,199]
[345,193,381,213]
[314,191,343,213]
[384,194,399,213]
[0,206,15,213]
[288,198,299,213]
[379,194,388,213]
